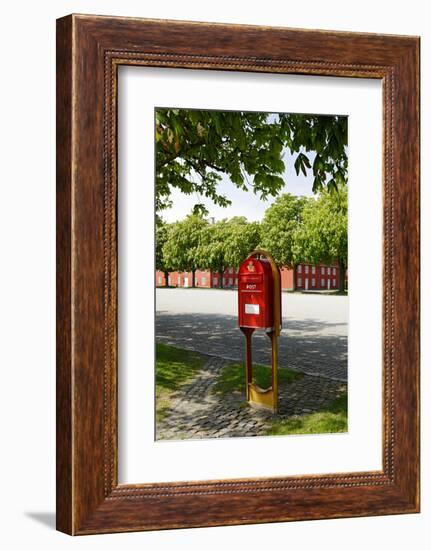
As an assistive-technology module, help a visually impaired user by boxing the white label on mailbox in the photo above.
[245,304,260,315]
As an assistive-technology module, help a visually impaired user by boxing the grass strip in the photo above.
[155,342,207,422]
[212,362,302,396]
[266,393,347,435]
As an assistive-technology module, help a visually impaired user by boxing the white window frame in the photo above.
[297,265,302,273]
[297,277,302,286]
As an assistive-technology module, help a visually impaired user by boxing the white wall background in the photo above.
[0,1,428,548]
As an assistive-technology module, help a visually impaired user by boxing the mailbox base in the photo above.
[248,383,276,412]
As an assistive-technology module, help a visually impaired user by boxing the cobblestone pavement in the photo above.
[156,288,348,381]
[157,355,347,440]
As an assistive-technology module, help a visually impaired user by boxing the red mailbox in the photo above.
[237,250,282,412]
[238,257,277,332]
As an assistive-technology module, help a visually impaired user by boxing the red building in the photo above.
[293,263,340,291]
[156,268,239,289]
[156,263,344,291]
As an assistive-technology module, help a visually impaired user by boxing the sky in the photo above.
[160,147,317,223]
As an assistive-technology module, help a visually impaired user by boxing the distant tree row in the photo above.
[156,186,348,291]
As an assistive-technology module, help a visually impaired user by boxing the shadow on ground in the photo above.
[156,355,347,441]
[25,512,56,530]
[156,312,347,381]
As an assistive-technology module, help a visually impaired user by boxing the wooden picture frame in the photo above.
[56,14,420,535]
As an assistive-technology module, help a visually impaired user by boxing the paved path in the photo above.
[156,288,348,381]
[157,355,346,440]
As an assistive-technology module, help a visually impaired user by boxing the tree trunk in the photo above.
[292,264,297,291]
[219,268,224,288]
[163,270,169,287]
[192,269,196,288]
[338,262,346,292]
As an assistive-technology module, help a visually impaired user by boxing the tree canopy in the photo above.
[155,222,172,277]
[294,185,348,289]
[196,217,261,287]
[156,109,347,215]
[278,113,348,194]
[260,193,308,268]
[196,219,232,286]
[162,214,208,287]
[222,217,261,269]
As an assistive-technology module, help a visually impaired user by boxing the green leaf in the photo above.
[294,154,302,176]
[302,154,311,169]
